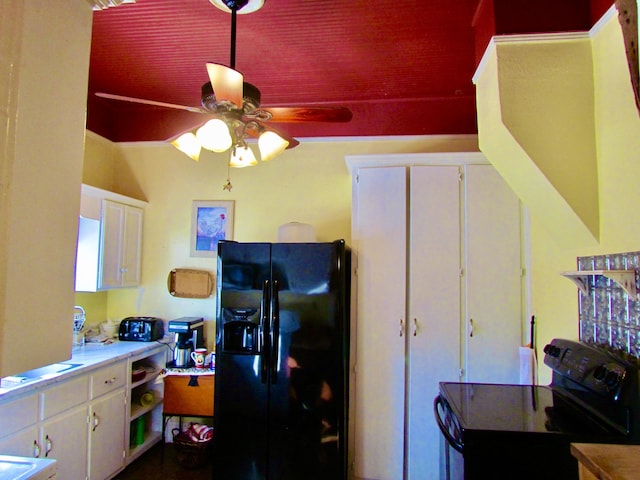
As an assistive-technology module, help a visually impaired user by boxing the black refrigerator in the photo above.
[212,240,351,480]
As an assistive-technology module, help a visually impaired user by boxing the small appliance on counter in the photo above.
[118,316,164,342]
[167,316,205,368]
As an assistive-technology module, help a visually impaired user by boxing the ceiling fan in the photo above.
[95,0,353,168]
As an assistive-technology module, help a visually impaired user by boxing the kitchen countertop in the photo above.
[571,443,640,480]
[0,339,171,402]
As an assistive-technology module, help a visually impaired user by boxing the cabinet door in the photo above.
[0,427,39,458]
[100,200,126,288]
[121,205,143,287]
[88,389,126,480]
[464,164,523,384]
[41,405,88,480]
[407,165,462,480]
[100,201,143,289]
[353,166,406,480]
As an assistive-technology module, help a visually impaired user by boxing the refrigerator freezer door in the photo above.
[214,242,271,479]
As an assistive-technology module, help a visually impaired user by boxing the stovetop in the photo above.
[438,339,640,443]
[438,382,624,438]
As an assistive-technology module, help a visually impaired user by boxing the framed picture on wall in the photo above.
[190,200,235,257]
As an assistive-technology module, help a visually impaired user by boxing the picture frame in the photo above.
[190,200,235,257]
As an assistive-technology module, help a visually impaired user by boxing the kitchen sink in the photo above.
[17,362,83,379]
[1,362,83,389]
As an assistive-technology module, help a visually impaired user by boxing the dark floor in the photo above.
[114,442,213,480]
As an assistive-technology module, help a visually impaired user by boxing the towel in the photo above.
[186,423,214,442]
[519,346,537,385]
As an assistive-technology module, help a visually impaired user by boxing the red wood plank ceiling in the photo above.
[87,0,613,143]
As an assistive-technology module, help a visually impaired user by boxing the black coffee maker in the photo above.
[168,317,205,367]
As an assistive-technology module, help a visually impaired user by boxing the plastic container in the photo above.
[130,416,145,446]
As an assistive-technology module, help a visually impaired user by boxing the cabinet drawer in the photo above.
[91,361,126,399]
[43,374,89,418]
[0,394,39,438]
[163,374,214,417]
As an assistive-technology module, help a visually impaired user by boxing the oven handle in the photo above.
[434,395,464,454]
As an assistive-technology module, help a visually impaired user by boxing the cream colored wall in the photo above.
[530,12,640,384]
[89,135,478,350]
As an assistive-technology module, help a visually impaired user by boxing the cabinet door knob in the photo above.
[412,318,418,337]
[469,318,474,338]
[399,318,404,337]
[104,376,116,384]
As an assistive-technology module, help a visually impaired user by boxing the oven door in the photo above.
[434,395,464,480]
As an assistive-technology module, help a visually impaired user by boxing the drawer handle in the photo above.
[93,412,100,431]
[45,435,52,457]
[104,376,116,385]
[33,440,40,458]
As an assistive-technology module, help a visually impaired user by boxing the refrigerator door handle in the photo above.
[270,279,280,384]
[260,279,271,384]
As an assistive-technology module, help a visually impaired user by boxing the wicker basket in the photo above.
[172,427,212,469]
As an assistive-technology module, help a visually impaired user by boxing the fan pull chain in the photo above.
[223,150,233,191]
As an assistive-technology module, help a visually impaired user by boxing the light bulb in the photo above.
[229,145,257,168]
[196,119,232,152]
[171,132,201,161]
[258,130,289,162]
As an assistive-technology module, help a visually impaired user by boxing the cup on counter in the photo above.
[209,352,216,371]
[191,348,207,368]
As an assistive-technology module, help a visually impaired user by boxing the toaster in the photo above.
[118,316,165,342]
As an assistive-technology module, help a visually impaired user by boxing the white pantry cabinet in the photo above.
[76,184,147,292]
[347,153,527,480]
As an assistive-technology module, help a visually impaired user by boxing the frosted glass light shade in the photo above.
[229,145,257,168]
[196,119,232,152]
[206,63,244,108]
[258,130,289,162]
[171,132,201,161]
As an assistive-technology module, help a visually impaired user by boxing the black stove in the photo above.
[434,339,640,479]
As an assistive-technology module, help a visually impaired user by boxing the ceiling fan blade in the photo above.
[206,63,244,108]
[259,106,353,123]
[95,92,207,113]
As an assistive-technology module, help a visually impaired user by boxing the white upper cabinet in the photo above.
[75,185,146,292]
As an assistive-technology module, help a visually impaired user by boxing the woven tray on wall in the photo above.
[167,268,214,298]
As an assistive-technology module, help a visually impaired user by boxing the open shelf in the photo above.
[561,269,638,298]
[130,396,163,421]
[128,430,162,462]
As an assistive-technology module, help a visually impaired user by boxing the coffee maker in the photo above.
[168,317,205,367]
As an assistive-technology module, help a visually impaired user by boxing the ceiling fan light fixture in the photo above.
[171,132,201,161]
[258,130,289,162]
[229,144,257,168]
[206,63,244,108]
[196,119,233,152]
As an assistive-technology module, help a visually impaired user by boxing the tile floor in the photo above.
[113,442,213,480]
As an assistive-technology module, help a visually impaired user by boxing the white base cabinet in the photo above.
[41,405,88,479]
[89,389,126,480]
[347,153,528,480]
